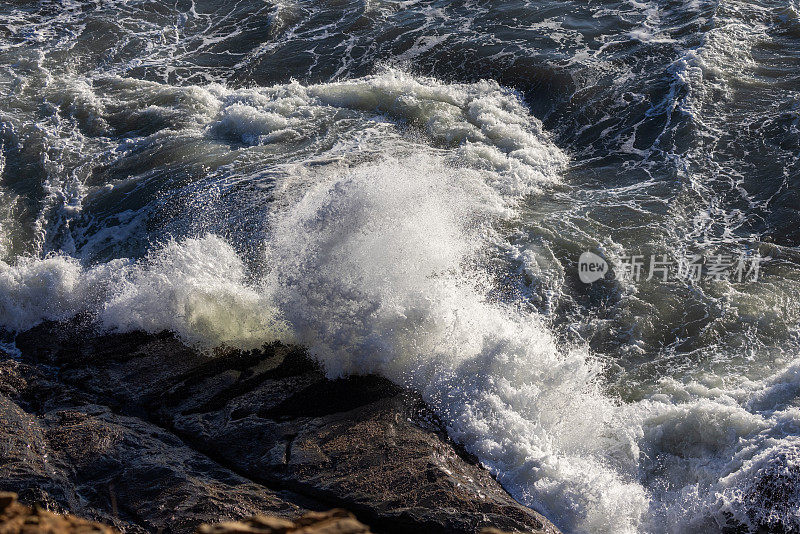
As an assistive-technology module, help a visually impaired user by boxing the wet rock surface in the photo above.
[1,320,558,533]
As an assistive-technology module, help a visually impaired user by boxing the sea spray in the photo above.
[0,236,288,349]
[260,153,649,533]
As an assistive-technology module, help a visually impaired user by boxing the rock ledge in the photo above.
[1,320,559,534]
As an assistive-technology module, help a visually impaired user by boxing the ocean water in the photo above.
[1,1,800,532]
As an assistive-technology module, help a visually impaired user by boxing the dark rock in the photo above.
[0,360,306,532]
[6,321,560,534]
[0,493,16,513]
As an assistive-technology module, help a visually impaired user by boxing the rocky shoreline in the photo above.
[0,320,559,534]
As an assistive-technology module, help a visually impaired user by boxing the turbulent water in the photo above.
[2,1,800,532]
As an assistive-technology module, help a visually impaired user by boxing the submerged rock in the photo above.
[1,320,559,533]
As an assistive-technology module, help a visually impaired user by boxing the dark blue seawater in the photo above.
[1,1,800,532]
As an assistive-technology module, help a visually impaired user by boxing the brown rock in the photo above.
[197,510,371,534]
[197,516,294,534]
[0,493,117,533]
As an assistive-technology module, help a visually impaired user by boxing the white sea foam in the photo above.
[0,254,122,331]
[100,235,290,349]
[0,236,288,349]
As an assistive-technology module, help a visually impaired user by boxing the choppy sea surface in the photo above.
[2,1,800,532]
